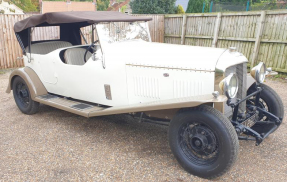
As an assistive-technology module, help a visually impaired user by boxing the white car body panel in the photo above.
[216,50,248,72]
[103,40,226,71]
[24,49,129,107]
[24,37,250,107]
[126,65,215,104]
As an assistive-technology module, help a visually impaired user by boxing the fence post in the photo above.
[181,14,187,45]
[251,11,266,68]
[246,0,250,11]
[212,12,222,48]
[202,2,206,13]
[161,15,165,43]
[209,1,214,12]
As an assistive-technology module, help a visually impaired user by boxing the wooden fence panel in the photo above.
[186,16,217,37]
[219,15,259,39]
[164,11,287,73]
[32,26,60,41]
[165,37,181,44]
[257,13,287,71]
[215,15,259,63]
[185,38,213,47]
[165,16,183,37]
[0,14,32,68]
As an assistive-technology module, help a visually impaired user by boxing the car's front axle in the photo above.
[228,86,282,145]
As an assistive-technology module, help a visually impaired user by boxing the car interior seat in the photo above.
[64,48,92,66]
[25,41,72,55]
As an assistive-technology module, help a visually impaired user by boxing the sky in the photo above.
[175,0,189,11]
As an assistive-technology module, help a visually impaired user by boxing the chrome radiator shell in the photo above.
[224,63,247,118]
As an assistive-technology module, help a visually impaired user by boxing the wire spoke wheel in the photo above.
[247,97,269,121]
[179,123,219,165]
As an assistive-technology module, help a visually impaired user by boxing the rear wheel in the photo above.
[12,76,39,115]
[168,105,239,179]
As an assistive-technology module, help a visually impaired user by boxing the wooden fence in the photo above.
[0,14,27,68]
[164,10,287,72]
[1,11,287,73]
[0,14,61,68]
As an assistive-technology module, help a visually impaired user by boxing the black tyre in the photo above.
[12,76,39,115]
[247,83,284,134]
[169,105,239,179]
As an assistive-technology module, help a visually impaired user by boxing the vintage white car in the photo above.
[7,11,284,179]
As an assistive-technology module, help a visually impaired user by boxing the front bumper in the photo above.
[228,86,282,146]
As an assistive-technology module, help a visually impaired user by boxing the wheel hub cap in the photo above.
[16,82,30,108]
[20,89,28,98]
[190,135,207,151]
[181,125,218,158]
[179,123,220,165]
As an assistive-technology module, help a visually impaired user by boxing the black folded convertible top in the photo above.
[14,11,152,32]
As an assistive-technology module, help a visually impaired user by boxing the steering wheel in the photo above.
[84,40,99,63]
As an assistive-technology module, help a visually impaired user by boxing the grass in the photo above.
[266,73,287,83]
[0,68,15,74]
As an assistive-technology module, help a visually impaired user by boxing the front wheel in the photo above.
[247,83,284,134]
[169,105,239,179]
[12,76,40,115]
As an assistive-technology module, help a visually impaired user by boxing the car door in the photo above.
[37,54,58,84]
[52,47,129,107]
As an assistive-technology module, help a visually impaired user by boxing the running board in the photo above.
[35,94,227,118]
[35,94,105,117]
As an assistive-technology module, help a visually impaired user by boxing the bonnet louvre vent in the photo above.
[133,76,160,99]
[173,80,203,98]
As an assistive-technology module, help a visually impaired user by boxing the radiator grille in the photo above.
[224,63,247,117]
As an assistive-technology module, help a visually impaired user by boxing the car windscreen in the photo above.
[96,22,151,44]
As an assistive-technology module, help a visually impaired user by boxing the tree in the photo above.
[120,5,127,13]
[176,4,185,14]
[185,0,281,14]
[11,0,38,12]
[31,0,39,11]
[212,0,276,4]
[186,0,210,13]
[213,0,249,3]
[130,0,177,14]
[96,0,110,11]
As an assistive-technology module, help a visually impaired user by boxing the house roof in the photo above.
[107,0,130,11]
[0,1,24,14]
[41,1,96,14]
[14,11,152,32]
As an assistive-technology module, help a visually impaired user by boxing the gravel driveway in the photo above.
[0,71,286,181]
